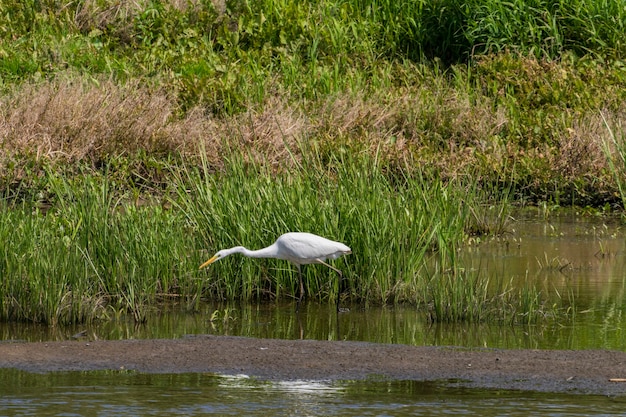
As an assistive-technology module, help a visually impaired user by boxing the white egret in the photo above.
[199,232,351,311]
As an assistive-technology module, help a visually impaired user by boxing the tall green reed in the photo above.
[601,113,626,209]
[0,151,556,325]
[173,148,511,313]
[0,170,197,324]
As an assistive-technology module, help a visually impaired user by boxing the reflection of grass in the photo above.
[594,241,614,259]
[535,253,572,272]
[210,307,237,324]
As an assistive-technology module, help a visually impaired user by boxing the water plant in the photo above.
[1,0,623,328]
[0,151,554,325]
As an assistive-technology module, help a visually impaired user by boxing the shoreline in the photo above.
[1,335,625,396]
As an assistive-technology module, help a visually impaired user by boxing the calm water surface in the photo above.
[2,214,626,415]
[1,370,625,416]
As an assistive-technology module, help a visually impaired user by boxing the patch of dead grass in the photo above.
[225,96,306,168]
[0,72,621,197]
[554,113,611,180]
[310,86,509,175]
[0,74,515,177]
[0,77,213,162]
[74,0,146,42]
[0,77,307,171]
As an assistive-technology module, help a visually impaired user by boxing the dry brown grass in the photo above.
[308,86,509,175]
[0,78,208,161]
[224,96,307,169]
[0,77,306,170]
[554,113,611,180]
[0,73,527,173]
[73,0,146,41]
[0,73,620,194]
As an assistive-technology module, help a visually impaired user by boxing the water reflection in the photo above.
[2,213,626,352]
[1,369,624,417]
[1,301,626,351]
[464,210,626,306]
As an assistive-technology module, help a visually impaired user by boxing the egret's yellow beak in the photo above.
[199,254,219,269]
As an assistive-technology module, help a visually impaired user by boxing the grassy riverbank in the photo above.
[2,0,626,205]
[1,0,626,324]
[1,154,532,325]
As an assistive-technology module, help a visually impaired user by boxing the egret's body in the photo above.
[200,232,351,311]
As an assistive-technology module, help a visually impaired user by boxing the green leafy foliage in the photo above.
[0,0,623,326]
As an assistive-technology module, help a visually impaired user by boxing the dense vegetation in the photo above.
[1,0,626,324]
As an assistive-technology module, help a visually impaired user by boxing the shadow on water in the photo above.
[1,369,625,416]
[2,213,626,351]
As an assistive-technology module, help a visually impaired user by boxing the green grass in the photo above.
[2,0,625,109]
[0,169,196,325]
[601,113,626,211]
[0,152,559,325]
[1,0,623,326]
[175,152,473,302]
[2,1,626,206]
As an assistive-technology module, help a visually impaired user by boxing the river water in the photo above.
[1,213,626,415]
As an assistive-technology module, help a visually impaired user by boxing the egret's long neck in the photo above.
[230,244,281,259]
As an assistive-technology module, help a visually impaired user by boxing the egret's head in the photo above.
[199,251,225,269]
